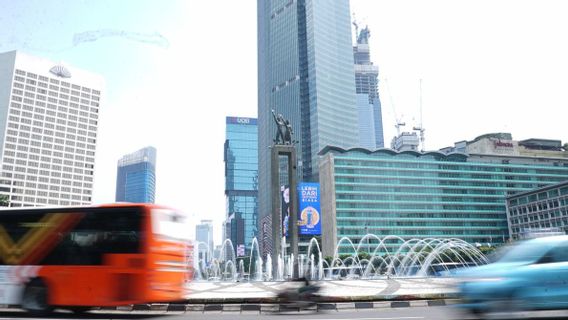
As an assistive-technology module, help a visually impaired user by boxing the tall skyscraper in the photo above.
[257,0,359,250]
[115,146,156,203]
[0,51,103,207]
[353,25,384,148]
[224,116,258,255]
[196,219,214,262]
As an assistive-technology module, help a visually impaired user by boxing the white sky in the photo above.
[2,1,567,245]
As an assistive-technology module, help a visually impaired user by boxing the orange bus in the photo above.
[0,203,193,314]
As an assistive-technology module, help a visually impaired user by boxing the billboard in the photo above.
[236,244,245,257]
[281,185,290,237]
[297,182,321,235]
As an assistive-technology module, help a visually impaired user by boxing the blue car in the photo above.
[457,235,568,316]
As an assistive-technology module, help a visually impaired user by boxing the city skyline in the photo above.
[1,1,567,244]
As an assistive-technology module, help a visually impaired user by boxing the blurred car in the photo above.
[456,235,568,317]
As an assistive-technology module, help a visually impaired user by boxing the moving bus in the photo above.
[0,203,193,314]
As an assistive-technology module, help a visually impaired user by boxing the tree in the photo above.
[0,194,9,207]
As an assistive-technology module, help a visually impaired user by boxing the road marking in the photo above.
[312,317,424,320]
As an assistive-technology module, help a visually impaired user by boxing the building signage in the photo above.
[226,117,257,125]
[494,140,514,148]
[297,182,321,235]
[49,65,72,78]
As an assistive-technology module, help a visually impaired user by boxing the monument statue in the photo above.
[272,109,293,145]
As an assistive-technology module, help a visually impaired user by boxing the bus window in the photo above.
[41,208,142,265]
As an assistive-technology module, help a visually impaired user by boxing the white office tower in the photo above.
[0,51,104,207]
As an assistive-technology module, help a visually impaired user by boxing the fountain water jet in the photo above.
[195,235,489,281]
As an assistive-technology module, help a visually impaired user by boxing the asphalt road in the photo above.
[4,306,568,320]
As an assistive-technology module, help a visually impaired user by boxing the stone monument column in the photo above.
[270,110,299,279]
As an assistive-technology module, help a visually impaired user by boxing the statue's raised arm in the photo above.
[271,109,281,124]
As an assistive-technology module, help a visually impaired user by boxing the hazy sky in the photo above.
[1,1,567,244]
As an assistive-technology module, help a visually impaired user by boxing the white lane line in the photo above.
[309,317,424,320]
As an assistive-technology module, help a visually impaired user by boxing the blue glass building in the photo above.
[224,117,258,254]
[115,146,156,203]
[356,94,376,150]
[354,26,384,148]
[257,0,358,253]
[319,139,568,256]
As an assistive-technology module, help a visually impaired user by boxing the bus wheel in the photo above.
[21,278,52,316]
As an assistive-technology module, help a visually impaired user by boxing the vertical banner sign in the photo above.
[237,244,245,257]
[281,185,290,237]
[297,182,321,235]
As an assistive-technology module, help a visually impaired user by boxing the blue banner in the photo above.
[297,183,321,235]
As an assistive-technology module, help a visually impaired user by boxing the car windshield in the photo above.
[497,241,551,263]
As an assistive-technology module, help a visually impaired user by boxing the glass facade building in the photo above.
[257,0,358,254]
[353,26,384,148]
[319,147,568,256]
[196,219,214,262]
[115,146,156,203]
[507,181,568,240]
[224,117,258,254]
[356,94,376,149]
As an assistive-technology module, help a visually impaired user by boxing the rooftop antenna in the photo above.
[385,78,405,135]
[413,78,426,152]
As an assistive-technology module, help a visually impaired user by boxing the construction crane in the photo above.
[385,78,405,135]
[412,79,426,152]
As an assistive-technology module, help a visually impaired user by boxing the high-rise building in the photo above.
[319,133,568,256]
[196,219,214,262]
[506,180,568,240]
[353,26,384,149]
[115,146,156,203]
[224,116,258,254]
[257,0,358,253]
[356,94,376,150]
[0,51,103,207]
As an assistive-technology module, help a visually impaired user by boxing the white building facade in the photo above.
[0,51,104,207]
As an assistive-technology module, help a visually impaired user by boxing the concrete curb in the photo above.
[1,299,459,314]
[154,299,457,313]
[183,292,459,305]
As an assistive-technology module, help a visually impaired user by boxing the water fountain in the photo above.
[193,234,488,282]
